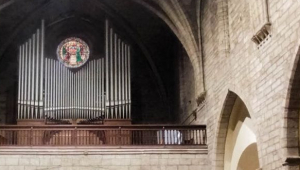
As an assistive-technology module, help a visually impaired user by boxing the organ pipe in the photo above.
[17,46,22,119]
[45,58,48,117]
[110,28,114,118]
[40,20,44,118]
[128,47,131,119]
[122,42,125,118]
[36,29,40,118]
[28,39,32,118]
[32,34,36,118]
[101,58,105,117]
[20,45,25,119]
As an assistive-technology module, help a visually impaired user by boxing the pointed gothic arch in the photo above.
[214,91,260,170]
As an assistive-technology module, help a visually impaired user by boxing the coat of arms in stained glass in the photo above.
[57,37,90,68]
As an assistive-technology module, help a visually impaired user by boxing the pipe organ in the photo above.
[17,20,45,120]
[17,19,132,123]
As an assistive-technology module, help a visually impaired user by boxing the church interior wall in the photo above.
[2,0,300,169]
[199,0,300,169]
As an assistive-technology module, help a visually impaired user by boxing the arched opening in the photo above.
[283,46,300,166]
[224,96,259,170]
[215,91,260,170]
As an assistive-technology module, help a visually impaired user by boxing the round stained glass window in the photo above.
[57,37,90,68]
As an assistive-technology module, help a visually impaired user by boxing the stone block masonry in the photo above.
[0,149,208,170]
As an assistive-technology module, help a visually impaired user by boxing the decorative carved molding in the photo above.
[251,22,271,47]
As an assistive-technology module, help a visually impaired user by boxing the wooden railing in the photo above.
[0,125,206,147]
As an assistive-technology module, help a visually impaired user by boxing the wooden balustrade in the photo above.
[0,125,206,147]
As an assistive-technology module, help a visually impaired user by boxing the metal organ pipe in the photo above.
[118,39,121,119]
[79,67,81,118]
[90,61,93,118]
[126,44,128,119]
[114,34,117,119]
[52,61,55,118]
[95,60,97,118]
[44,58,48,117]
[40,20,45,118]
[94,60,97,118]
[63,65,65,118]
[82,66,84,118]
[91,61,94,118]
[45,58,48,117]
[72,71,75,118]
[67,68,69,118]
[55,61,59,119]
[67,68,70,118]
[78,67,80,118]
[54,61,57,119]
[91,60,94,118]
[60,65,63,119]
[59,62,62,119]
[105,20,109,119]
[25,42,29,118]
[122,42,125,119]
[99,60,101,117]
[94,60,96,118]
[95,60,98,117]
[17,46,22,119]
[32,34,36,118]
[28,39,32,118]
[110,28,114,119]
[51,60,54,118]
[20,45,25,119]
[95,60,97,117]
[35,30,40,118]
[85,65,88,118]
[128,47,131,119]
[75,69,77,118]
[87,63,89,118]
[78,68,80,117]
[101,58,104,117]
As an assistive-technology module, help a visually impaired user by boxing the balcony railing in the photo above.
[0,125,206,148]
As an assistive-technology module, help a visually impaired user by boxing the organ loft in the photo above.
[17,20,132,125]
[0,1,207,153]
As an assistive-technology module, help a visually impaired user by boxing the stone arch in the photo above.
[214,90,260,170]
[283,44,300,158]
[132,0,205,97]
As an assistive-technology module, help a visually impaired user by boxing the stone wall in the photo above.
[172,43,196,124]
[0,150,208,170]
[197,0,300,169]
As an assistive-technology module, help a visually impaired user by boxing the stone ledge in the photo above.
[0,147,208,155]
